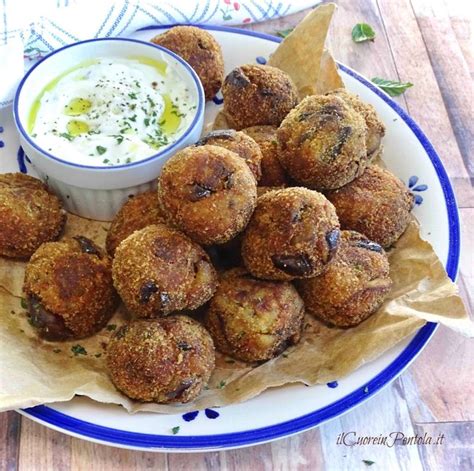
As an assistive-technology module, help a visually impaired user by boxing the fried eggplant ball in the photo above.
[196,129,262,181]
[277,95,368,190]
[205,268,304,362]
[23,236,117,341]
[107,316,215,403]
[243,125,289,186]
[326,166,415,248]
[112,224,218,318]
[158,145,257,245]
[0,173,66,259]
[222,64,298,130]
[150,26,224,101]
[106,191,166,256]
[242,187,340,281]
[296,231,392,327]
[327,88,386,159]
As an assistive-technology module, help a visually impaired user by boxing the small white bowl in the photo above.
[14,38,205,221]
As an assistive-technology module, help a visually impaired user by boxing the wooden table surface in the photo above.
[1,1,472,470]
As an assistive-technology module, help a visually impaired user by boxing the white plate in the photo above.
[0,26,460,452]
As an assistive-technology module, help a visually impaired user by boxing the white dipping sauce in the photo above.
[30,57,196,166]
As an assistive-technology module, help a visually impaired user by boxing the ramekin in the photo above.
[14,38,205,221]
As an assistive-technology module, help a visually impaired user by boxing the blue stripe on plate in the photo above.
[20,25,460,451]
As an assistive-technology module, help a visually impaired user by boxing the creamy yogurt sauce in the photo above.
[29,57,197,166]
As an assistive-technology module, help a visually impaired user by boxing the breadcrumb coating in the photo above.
[243,125,289,186]
[222,64,298,130]
[23,237,117,340]
[326,166,415,248]
[112,224,218,318]
[0,173,66,258]
[107,316,215,403]
[106,191,166,256]
[151,26,224,101]
[296,231,392,327]
[205,268,304,362]
[277,95,368,190]
[196,130,262,182]
[158,145,257,245]
[242,187,340,280]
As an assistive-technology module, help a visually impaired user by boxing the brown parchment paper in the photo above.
[0,216,470,414]
[268,3,344,97]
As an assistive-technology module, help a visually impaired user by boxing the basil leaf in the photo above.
[96,145,107,155]
[371,77,413,96]
[276,28,294,38]
[352,23,376,43]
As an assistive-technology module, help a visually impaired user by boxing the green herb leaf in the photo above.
[128,92,137,100]
[71,344,87,356]
[171,426,180,435]
[276,28,294,38]
[218,380,226,389]
[362,460,375,466]
[352,23,376,43]
[106,324,117,331]
[59,132,74,141]
[144,118,150,126]
[371,77,413,97]
[96,145,107,155]
[20,298,28,309]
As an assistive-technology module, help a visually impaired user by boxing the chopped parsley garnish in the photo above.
[71,344,87,356]
[171,426,180,435]
[128,92,137,100]
[128,114,137,122]
[144,118,150,126]
[96,145,107,155]
[362,460,375,466]
[103,159,110,164]
[59,132,74,141]
[125,157,132,163]
[218,380,226,389]
[110,134,124,145]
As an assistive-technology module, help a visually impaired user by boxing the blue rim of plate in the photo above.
[20,25,461,451]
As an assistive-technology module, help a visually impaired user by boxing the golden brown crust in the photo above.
[112,224,218,318]
[326,166,415,248]
[242,125,289,186]
[106,316,215,403]
[296,231,392,327]
[150,26,224,101]
[277,95,368,190]
[327,89,386,158]
[23,237,118,340]
[157,145,257,245]
[106,191,166,256]
[241,187,340,280]
[222,64,298,130]
[205,268,304,362]
[196,130,262,181]
[0,173,66,259]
